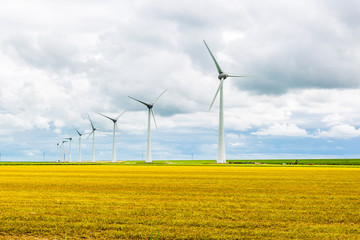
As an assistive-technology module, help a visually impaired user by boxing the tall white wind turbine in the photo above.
[88,115,99,162]
[64,137,73,162]
[203,40,250,164]
[128,90,167,163]
[98,111,126,163]
[73,127,84,162]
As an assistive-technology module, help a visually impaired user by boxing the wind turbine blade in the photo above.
[73,126,81,136]
[209,79,225,111]
[96,128,107,132]
[98,112,116,122]
[86,130,94,140]
[88,115,95,130]
[151,89,167,105]
[203,40,223,74]
[151,108,157,130]
[128,96,149,107]
[227,74,253,78]
[115,110,126,120]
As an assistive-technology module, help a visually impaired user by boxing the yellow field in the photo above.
[0,165,359,239]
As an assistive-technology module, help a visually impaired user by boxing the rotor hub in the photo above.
[218,73,228,80]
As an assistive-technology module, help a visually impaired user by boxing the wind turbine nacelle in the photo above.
[218,73,228,80]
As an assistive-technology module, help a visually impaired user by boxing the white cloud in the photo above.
[53,128,62,135]
[34,116,50,130]
[53,120,65,128]
[226,133,246,147]
[253,123,309,137]
[222,30,245,43]
[322,113,345,126]
[315,124,360,139]
[0,113,34,135]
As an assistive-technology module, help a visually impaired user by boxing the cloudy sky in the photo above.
[1,0,360,161]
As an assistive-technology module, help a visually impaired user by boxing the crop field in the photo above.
[0,165,359,239]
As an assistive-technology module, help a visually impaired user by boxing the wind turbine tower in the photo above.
[56,143,60,162]
[74,127,84,162]
[65,137,72,162]
[60,140,67,162]
[98,111,126,163]
[129,90,166,163]
[203,40,250,163]
[88,115,99,162]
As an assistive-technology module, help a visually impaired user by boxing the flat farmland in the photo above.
[0,165,359,239]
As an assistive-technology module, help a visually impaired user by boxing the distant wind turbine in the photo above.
[88,115,99,162]
[60,140,67,162]
[56,143,60,162]
[128,89,167,163]
[73,127,85,162]
[64,137,73,162]
[98,111,126,163]
[203,40,251,163]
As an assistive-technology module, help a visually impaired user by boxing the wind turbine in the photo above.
[98,111,126,163]
[56,143,60,162]
[64,137,72,162]
[88,115,99,162]
[203,40,250,164]
[128,89,167,163]
[73,127,85,162]
[60,140,67,162]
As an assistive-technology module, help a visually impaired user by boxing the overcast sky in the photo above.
[1,0,360,161]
